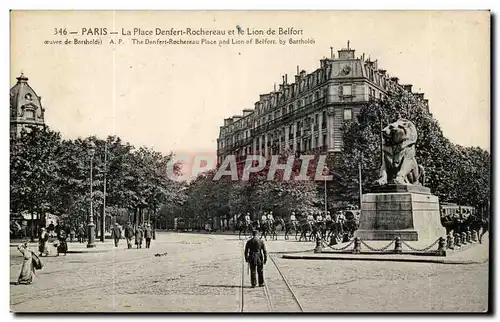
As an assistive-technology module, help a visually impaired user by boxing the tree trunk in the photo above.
[30,210,35,242]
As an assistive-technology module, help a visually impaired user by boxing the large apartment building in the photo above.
[10,73,46,138]
[216,45,428,165]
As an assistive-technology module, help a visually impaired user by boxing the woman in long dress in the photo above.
[17,242,35,284]
[38,228,50,256]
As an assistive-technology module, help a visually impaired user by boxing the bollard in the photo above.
[314,237,323,253]
[446,234,454,249]
[352,237,361,254]
[329,235,337,246]
[394,237,403,254]
[437,237,446,256]
[461,232,467,245]
[454,233,461,247]
[466,231,472,243]
[471,230,478,242]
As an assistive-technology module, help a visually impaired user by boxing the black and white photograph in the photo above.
[9,10,490,313]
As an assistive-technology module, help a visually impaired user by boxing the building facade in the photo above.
[216,45,429,165]
[10,73,46,138]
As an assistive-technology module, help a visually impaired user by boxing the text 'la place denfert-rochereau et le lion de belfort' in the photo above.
[72,26,315,45]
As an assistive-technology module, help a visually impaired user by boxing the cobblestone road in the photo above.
[10,233,488,312]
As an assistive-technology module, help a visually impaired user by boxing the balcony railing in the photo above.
[250,97,326,136]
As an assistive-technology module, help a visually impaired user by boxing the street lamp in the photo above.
[323,165,329,216]
[87,141,96,248]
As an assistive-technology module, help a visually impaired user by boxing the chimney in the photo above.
[300,70,306,77]
[296,65,299,75]
[330,47,334,59]
[403,84,413,92]
[285,74,288,84]
[378,69,386,76]
[415,93,425,100]
[390,77,399,84]
[338,48,355,60]
[243,109,254,117]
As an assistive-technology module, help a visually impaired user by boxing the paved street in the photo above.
[10,232,488,312]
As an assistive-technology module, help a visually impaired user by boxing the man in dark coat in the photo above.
[56,226,68,256]
[77,225,85,243]
[244,230,267,288]
[144,223,153,249]
[111,223,122,247]
[124,222,135,249]
[135,225,144,249]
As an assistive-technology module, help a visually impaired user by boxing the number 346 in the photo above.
[53,28,68,35]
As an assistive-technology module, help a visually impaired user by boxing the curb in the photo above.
[281,254,489,265]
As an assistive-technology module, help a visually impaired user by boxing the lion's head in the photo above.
[381,119,417,146]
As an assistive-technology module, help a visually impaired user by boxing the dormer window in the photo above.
[25,109,35,120]
[25,93,32,101]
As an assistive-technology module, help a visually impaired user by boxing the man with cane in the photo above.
[244,229,267,288]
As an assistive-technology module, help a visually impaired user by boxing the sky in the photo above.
[10,11,490,157]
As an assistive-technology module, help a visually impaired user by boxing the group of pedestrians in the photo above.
[112,222,154,249]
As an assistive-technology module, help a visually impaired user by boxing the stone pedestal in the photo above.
[354,185,446,241]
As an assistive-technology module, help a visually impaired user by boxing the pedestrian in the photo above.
[17,242,36,285]
[135,225,144,249]
[244,230,267,288]
[111,223,122,247]
[124,222,135,249]
[69,227,76,242]
[77,225,85,243]
[144,223,153,249]
[38,228,50,257]
[56,226,68,256]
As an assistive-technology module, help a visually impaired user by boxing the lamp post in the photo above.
[358,152,363,210]
[323,165,329,216]
[87,141,96,248]
[100,143,107,242]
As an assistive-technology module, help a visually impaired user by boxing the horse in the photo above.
[237,220,254,240]
[260,220,277,241]
[297,221,318,242]
[279,218,298,240]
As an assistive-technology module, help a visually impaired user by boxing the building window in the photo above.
[315,137,319,147]
[323,134,327,146]
[343,108,352,121]
[342,84,352,96]
[25,109,35,120]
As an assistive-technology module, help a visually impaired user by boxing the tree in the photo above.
[335,87,490,211]
[10,127,62,240]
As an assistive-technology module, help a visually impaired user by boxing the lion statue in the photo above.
[375,119,425,186]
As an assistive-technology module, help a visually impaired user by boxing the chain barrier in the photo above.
[314,236,448,254]
[360,239,395,252]
[401,238,440,252]
[321,239,355,251]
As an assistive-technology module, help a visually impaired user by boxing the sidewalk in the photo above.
[10,239,117,253]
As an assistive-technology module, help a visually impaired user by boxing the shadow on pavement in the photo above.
[200,284,252,289]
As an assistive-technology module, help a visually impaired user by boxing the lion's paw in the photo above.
[393,176,408,185]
